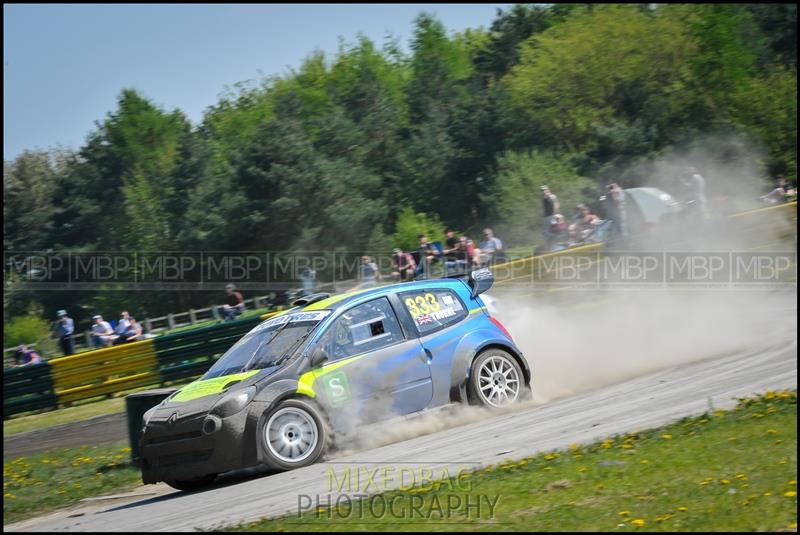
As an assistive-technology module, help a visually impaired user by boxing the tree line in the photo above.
[3,3,797,326]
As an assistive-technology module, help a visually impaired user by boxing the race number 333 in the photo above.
[404,293,440,318]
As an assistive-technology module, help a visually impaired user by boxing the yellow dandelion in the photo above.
[661,434,672,440]
[767,429,778,434]
[735,474,748,480]
[619,511,631,517]
[784,491,797,498]
[764,492,773,496]
[677,506,688,512]
[631,518,645,527]
[640,459,650,464]
[788,480,796,485]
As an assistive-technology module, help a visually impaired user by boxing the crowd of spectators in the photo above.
[390,227,506,282]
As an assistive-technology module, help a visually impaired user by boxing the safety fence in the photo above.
[3,310,281,418]
[3,201,795,419]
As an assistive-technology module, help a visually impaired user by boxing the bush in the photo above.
[4,314,55,356]
[391,208,447,251]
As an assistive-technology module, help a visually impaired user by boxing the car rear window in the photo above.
[400,289,467,335]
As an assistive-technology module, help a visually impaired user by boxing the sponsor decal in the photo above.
[322,371,351,407]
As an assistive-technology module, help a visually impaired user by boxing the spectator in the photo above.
[763,175,791,204]
[683,166,710,220]
[444,229,465,274]
[569,205,602,243]
[415,234,440,277]
[357,255,381,288]
[52,309,75,356]
[112,311,143,345]
[391,248,417,282]
[549,214,569,244]
[219,283,245,322]
[465,238,481,267]
[601,182,629,238]
[540,185,560,239]
[298,267,316,297]
[14,345,42,366]
[479,228,504,266]
[91,315,114,348]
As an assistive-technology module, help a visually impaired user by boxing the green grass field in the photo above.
[3,397,126,436]
[229,390,798,532]
[3,441,141,525]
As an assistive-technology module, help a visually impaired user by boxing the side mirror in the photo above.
[309,346,329,369]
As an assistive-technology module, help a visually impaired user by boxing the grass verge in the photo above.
[3,397,126,436]
[229,390,797,532]
[3,441,141,525]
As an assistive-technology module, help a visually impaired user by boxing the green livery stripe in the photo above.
[171,369,260,402]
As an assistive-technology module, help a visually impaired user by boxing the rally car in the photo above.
[139,269,530,490]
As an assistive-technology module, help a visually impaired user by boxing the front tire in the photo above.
[468,349,525,408]
[261,398,329,470]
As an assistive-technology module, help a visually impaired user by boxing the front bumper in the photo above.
[140,400,267,484]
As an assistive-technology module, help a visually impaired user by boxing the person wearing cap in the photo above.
[52,309,75,356]
[219,284,245,322]
[391,248,416,282]
[90,315,114,348]
[541,185,560,240]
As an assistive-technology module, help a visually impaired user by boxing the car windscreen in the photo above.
[203,311,330,379]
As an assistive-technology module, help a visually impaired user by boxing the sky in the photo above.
[3,3,513,160]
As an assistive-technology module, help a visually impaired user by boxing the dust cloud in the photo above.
[494,288,797,403]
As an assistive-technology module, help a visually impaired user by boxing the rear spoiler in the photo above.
[468,268,494,298]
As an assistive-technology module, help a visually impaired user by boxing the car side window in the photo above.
[400,289,467,335]
[318,297,404,361]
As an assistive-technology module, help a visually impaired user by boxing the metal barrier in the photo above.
[3,309,284,418]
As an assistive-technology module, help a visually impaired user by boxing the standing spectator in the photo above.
[91,315,114,348]
[357,256,381,288]
[601,182,628,238]
[298,267,316,297]
[52,309,75,356]
[479,228,504,266]
[391,248,417,281]
[684,166,710,220]
[219,284,245,321]
[540,185,560,239]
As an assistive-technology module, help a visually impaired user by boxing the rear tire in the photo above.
[164,473,217,491]
[261,398,329,471]
[468,349,525,408]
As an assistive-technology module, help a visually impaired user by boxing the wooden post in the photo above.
[189,309,197,324]
[167,313,176,330]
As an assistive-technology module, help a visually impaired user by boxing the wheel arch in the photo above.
[449,341,530,404]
